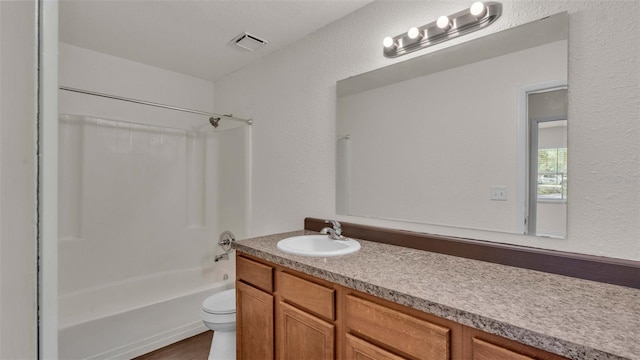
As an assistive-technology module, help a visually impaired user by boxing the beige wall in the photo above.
[0,1,38,358]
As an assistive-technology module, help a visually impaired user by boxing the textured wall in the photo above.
[214,1,640,260]
[0,1,37,358]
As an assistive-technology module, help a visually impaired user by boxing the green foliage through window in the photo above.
[537,148,567,200]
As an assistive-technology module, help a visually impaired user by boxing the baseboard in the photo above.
[86,321,208,360]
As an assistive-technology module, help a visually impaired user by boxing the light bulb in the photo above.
[383,36,396,48]
[437,15,451,30]
[407,27,422,39]
[470,2,486,18]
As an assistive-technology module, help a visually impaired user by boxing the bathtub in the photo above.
[58,266,234,359]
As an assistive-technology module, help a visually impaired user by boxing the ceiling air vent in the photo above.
[231,32,268,51]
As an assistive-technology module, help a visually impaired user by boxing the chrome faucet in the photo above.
[320,220,346,240]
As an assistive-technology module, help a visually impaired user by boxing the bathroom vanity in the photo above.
[234,229,639,360]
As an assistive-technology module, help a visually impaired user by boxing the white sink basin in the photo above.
[276,235,361,257]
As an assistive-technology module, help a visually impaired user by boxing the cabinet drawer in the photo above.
[345,334,407,360]
[345,295,450,360]
[470,338,534,360]
[237,256,273,293]
[276,271,335,321]
[462,327,568,360]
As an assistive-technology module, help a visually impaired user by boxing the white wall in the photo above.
[1,0,3,350]
[60,42,216,129]
[216,125,252,240]
[214,1,640,260]
[0,1,37,358]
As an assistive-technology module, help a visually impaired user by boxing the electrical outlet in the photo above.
[490,186,508,201]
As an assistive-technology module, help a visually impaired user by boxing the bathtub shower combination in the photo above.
[58,111,251,359]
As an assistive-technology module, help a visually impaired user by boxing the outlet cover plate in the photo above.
[490,186,508,201]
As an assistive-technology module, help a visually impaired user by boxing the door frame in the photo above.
[516,80,567,235]
[38,0,59,358]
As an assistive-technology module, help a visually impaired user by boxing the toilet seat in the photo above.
[202,289,236,315]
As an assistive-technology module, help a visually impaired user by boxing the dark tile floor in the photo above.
[133,331,213,360]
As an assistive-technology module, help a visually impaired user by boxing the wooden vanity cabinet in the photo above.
[275,270,339,360]
[236,256,275,360]
[237,254,341,360]
[236,253,569,360]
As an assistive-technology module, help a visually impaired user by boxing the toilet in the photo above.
[201,289,236,360]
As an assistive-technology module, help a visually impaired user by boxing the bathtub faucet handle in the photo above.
[215,231,236,262]
[218,231,236,252]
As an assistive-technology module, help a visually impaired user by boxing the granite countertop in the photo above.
[234,230,640,360]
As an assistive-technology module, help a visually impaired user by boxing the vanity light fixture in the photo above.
[383,36,397,49]
[407,27,422,40]
[383,2,502,58]
[436,16,451,31]
[470,1,488,18]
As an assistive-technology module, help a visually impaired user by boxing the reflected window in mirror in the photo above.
[527,88,567,238]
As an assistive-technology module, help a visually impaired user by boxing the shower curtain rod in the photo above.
[59,86,253,126]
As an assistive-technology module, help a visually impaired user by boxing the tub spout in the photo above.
[214,253,229,262]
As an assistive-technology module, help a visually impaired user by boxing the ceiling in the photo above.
[59,0,372,82]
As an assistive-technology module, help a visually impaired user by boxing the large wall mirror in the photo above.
[336,12,568,238]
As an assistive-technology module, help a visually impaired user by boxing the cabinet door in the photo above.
[237,281,274,360]
[277,301,335,360]
[345,334,407,360]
